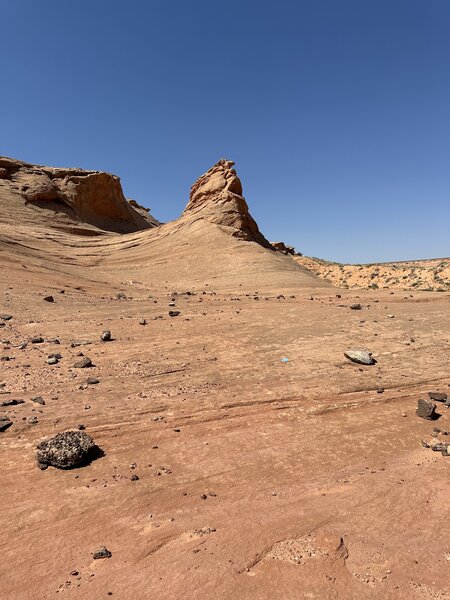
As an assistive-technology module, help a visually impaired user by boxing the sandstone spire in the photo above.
[183,159,272,248]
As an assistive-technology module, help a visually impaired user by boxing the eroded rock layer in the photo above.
[0,156,158,233]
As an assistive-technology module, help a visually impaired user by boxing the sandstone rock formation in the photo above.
[271,241,299,255]
[0,156,158,233]
[182,159,272,248]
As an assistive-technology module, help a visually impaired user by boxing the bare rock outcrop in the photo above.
[0,156,158,233]
[271,241,300,256]
[182,159,272,248]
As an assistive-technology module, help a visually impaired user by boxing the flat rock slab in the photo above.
[344,350,375,365]
[428,391,448,402]
[36,430,96,469]
[417,399,437,420]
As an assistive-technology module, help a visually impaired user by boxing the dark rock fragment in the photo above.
[416,399,437,420]
[74,357,92,368]
[93,546,112,559]
[428,391,447,402]
[0,416,12,432]
[0,398,24,407]
[36,430,97,469]
[31,396,45,405]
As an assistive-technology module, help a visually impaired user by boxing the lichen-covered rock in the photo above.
[36,430,96,469]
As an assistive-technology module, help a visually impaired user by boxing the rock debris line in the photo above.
[36,431,97,470]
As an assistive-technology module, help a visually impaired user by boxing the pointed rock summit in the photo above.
[182,159,272,248]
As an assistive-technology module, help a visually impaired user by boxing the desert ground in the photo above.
[1,157,449,600]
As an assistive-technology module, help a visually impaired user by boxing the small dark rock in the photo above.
[31,396,45,405]
[430,443,448,453]
[416,399,437,420]
[87,377,99,385]
[101,330,112,342]
[376,387,385,394]
[74,357,92,369]
[169,311,180,317]
[31,336,44,344]
[0,314,12,321]
[139,318,147,325]
[0,416,12,432]
[115,293,126,300]
[428,391,447,403]
[350,303,362,310]
[93,546,112,559]
[130,474,139,481]
[43,296,54,303]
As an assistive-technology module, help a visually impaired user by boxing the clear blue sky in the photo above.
[1,0,449,263]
